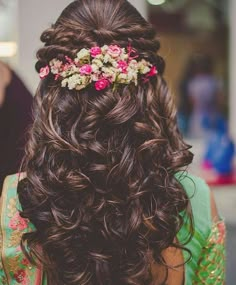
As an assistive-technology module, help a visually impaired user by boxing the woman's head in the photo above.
[36,0,164,72]
[18,1,193,284]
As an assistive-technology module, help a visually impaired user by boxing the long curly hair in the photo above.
[18,1,194,284]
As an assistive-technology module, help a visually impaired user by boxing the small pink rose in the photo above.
[147,66,157,77]
[14,269,26,283]
[216,222,226,244]
[118,60,128,73]
[55,74,60,80]
[9,212,28,231]
[79,64,93,75]
[39,66,50,79]
[65,56,73,64]
[107,45,122,58]
[22,258,30,266]
[90,46,102,57]
[63,63,70,71]
[95,78,110,91]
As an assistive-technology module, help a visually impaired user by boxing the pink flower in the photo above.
[39,66,50,79]
[107,45,122,58]
[118,60,128,73]
[147,66,157,77]
[14,269,26,283]
[65,56,74,64]
[216,222,226,244]
[79,64,93,75]
[55,74,60,80]
[63,63,71,71]
[95,78,110,91]
[90,46,102,57]
[22,258,30,266]
[9,212,28,231]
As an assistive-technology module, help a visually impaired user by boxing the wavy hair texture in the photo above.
[18,1,194,284]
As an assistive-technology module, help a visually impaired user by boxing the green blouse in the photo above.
[0,173,225,285]
[176,173,225,285]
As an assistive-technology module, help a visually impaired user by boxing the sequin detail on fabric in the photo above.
[192,221,226,285]
[0,175,37,284]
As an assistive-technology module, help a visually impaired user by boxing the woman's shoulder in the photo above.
[175,172,212,225]
[175,171,213,246]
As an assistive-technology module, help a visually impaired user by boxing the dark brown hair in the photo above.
[18,1,193,284]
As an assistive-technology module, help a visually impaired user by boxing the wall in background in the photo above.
[17,0,72,92]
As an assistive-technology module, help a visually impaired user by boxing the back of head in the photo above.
[18,1,193,284]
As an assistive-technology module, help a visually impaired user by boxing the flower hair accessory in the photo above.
[39,45,158,91]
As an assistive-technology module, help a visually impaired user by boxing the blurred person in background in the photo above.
[0,1,225,285]
[178,58,195,136]
[0,61,32,192]
[184,55,223,138]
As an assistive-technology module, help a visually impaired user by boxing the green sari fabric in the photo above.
[0,173,225,284]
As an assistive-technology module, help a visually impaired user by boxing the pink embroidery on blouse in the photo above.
[216,222,226,244]
[9,212,28,231]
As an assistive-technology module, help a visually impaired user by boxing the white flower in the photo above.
[95,53,104,60]
[117,73,129,84]
[50,59,63,74]
[127,70,138,85]
[129,59,138,68]
[66,74,81,90]
[142,66,151,74]
[91,73,100,81]
[138,59,151,74]
[120,49,129,61]
[103,53,113,63]
[76,48,90,60]
[64,74,91,90]
[61,78,68,88]
[102,67,117,82]
[112,61,118,68]
[92,58,103,68]
[101,45,109,53]
[91,64,100,73]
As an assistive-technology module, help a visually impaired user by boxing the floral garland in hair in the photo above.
[39,45,158,91]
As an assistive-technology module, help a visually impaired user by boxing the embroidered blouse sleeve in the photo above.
[192,220,226,285]
[0,183,8,285]
[0,175,39,285]
[192,189,226,285]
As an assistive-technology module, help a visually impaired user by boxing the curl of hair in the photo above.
[18,1,193,284]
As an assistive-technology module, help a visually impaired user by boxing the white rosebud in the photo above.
[76,48,90,60]
[129,59,138,68]
[103,53,112,63]
[61,79,68,88]
[92,59,103,68]
[67,74,81,90]
[102,67,117,82]
[120,51,129,61]
[91,73,99,81]
[101,45,109,53]
[141,66,150,74]
[91,64,99,73]
[50,59,63,74]
[117,73,129,84]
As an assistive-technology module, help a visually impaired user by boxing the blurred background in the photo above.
[0,0,235,283]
